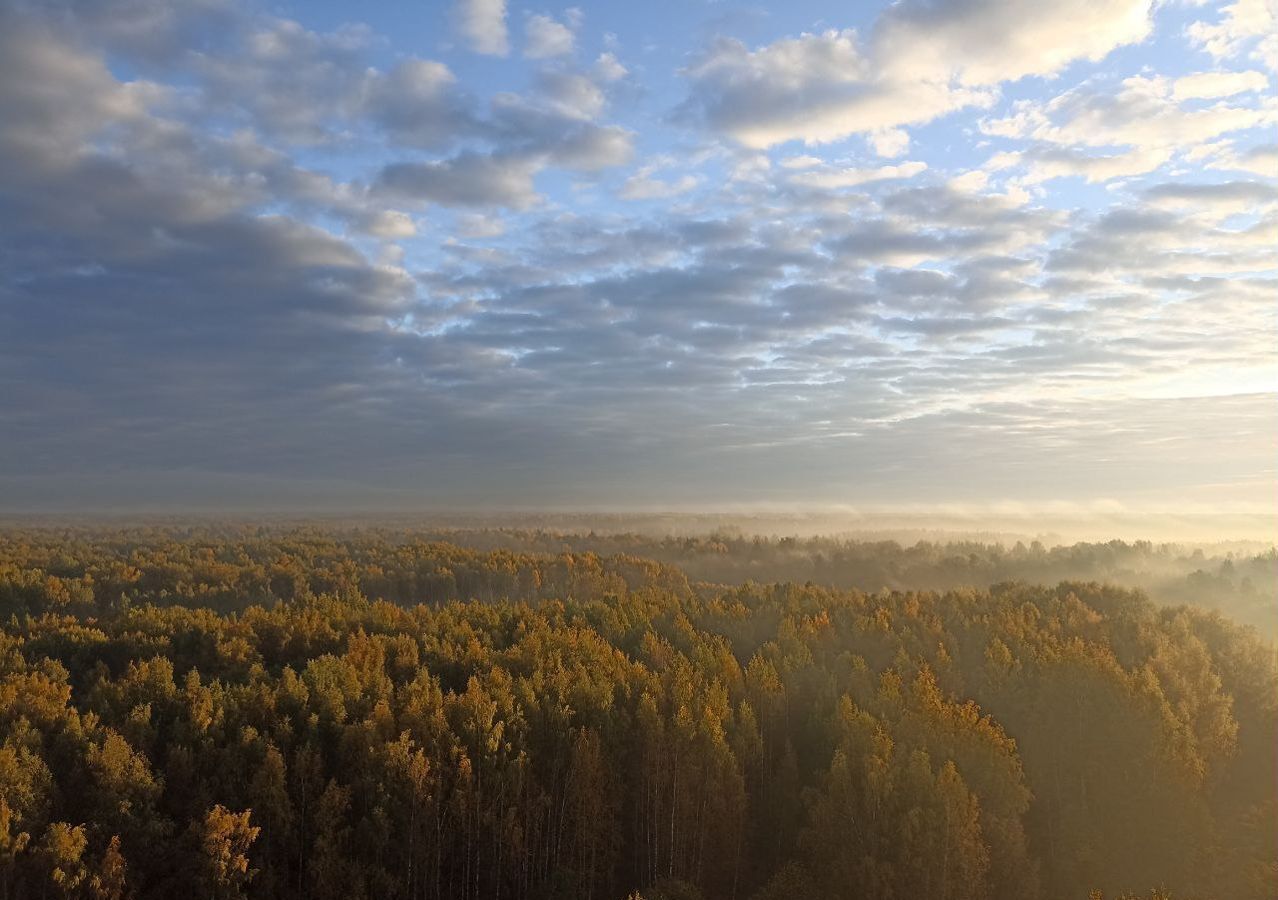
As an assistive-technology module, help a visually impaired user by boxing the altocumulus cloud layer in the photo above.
[0,0,1274,512]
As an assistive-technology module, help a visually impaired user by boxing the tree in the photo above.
[89,836,127,900]
[0,797,32,900]
[37,822,88,898]
[196,806,260,900]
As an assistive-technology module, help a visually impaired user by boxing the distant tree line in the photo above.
[0,528,1272,899]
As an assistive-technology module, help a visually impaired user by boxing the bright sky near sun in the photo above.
[0,0,1275,513]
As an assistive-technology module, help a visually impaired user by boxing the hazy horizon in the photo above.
[2,506,1275,548]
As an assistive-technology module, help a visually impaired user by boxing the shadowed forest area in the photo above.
[0,526,1273,899]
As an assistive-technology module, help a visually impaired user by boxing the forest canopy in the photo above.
[0,526,1273,899]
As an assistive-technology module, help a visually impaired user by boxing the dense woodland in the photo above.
[0,526,1273,899]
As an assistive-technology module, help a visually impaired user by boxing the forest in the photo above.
[0,525,1273,899]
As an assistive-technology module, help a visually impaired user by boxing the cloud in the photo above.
[593,52,628,82]
[1203,141,1278,175]
[23,0,238,64]
[454,212,507,238]
[1172,69,1269,101]
[534,70,606,120]
[680,30,994,147]
[125,1,634,215]
[364,59,481,149]
[869,128,910,158]
[948,170,990,192]
[874,313,1014,337]
[879,184,1057,231]
[487,89,635,170]
[375,153,542,209]
[1187,0,1276,65]
[192,17,375,144]
[681,0,1154,148]
[1045,181,1278,285]
[0,15,460,239]
[358,209,417,238]
[789,161,927,189]
[780,155,823,170]
[1002,145,1175,184]
[546,123,635,170]
[525,12,576,59]
[872,0,1152,86]
[0,18,462,502]
[455,0,509,56]
[619,165,700,200]
[980,74,1276,182]
[0,18,152,163]
[1257,33,1278,73]
[1143,179,1278,215]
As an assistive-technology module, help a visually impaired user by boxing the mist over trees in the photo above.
[0,526,1273,899]
[367,528,1278,639]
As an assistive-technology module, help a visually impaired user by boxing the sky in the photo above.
[0,0,1275,517]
